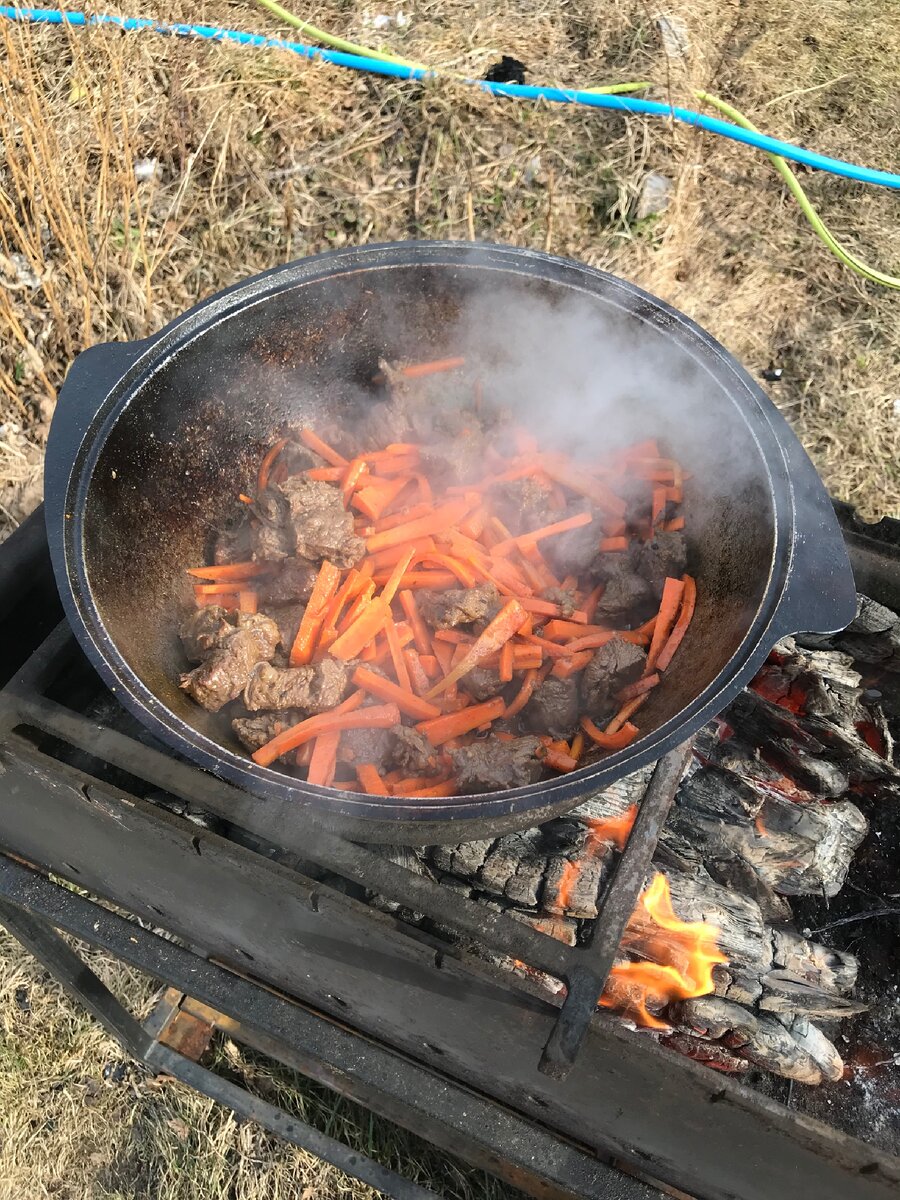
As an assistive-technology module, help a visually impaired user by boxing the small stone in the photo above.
[636,171,672,219]
[656,14,690,58]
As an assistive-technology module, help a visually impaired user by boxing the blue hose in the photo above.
[4,4,900,191]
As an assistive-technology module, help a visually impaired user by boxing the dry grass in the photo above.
[1,0,900,1194]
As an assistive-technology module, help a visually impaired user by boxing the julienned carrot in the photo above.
[569,731,585,761]
[372,571,457,590]
[655,575,697,672]
[369,625,412,668]
[418,653,440,678]
[398,589,431,655]
[381,547,417,605]
[551,650,594,677]
[518,632,573,660]
[365,499,471,554]
[541,619,611,641]
[329,598,390,661]
[398,356,465,380]
[651,485,666,527]
[504,668,538,718]
[352,477,411,521]
[581,716,640,751]
[605,694,648,736]
[372,502,432,533]
[384,618,412,693]
[394,779,459,798]
[619,672,660,701]
[298,427,348,468]
[491,510,593,556]
[663,517,686,532]
[583,582,605,623]
[416,696,506,746]
[307,730,340,786]
[419,553,478,588]
[341,457,368,507]
[290,560,341,666]
[195,589,239,608]
[403,648,431,695]
[540,747,578,772]
[352,665,440,721]
[356,763,388,795]
[258,436,289,492]
[499,640,514,683]
[187,561,274,582]
[238,590,258,614]
[539,457,627,518]
[369,537,436,569]
[646,576,686,673]
[425,600,528,698]
[307,466,348,482]
[562,630,649,655]
[193,581,250,596]
[517,598,588,622]
[253,700,398,768]
[599,536,629,552]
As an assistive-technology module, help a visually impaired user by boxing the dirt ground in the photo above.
[1,0,899,1195]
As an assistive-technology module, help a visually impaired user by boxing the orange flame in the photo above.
[599,873,728,1030]
[556,805,638,909]
[754,812,768,837]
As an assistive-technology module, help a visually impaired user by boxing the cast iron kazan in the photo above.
[44,242,856,843]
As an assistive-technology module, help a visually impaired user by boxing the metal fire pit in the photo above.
[0,508,898,1200]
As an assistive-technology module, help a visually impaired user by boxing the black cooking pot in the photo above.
[45,242,856,843]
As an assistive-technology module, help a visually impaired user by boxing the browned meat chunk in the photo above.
[459,666,504,703]
[449,736,542,792]
[594,558,653,624]
[581,639,647,719]
[265,603,305,656]
[243,658,351,713]
[631,531,687,599]
[542,587,578,617]
[339,726,392,766]
[213,513,253,565]
[180,606,231,663]
[417,583,500,630]
[232,710,305,754]
[179,613,280,712]
[277,477,365,568]
[524,677,579,739]
[257,558,317,605]
[388,726,442,776]
[545,506,606,578]
[490,477,555,537]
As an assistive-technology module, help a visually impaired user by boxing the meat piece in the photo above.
[276,477,365,568]
[243,658,352,713]
[594,558,653,624]
[388,726,442,776]
[616,476,652,526]
[232,710,305,754]
[524,677,579,739]
[179,612,280,711]
[449,736,543,792]
[213,512,253,565]
[420,432,485,487]
[257,558,317,605]
[542,587,578,617]
[253,522,294,562]
[631,531,687,599]
[417,584,500,630]
[489,477,555,536]
[266,603,305,655]
[545,506,606,578]
[339,726,392,766]
[581,639,647,719]
[460,667,504,703]
[180,606,232,663]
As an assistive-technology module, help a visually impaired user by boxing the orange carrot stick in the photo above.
[503,668,539,718]
[298,428,348,468]
[396,779,459,798]
[398,589,431,655]
[238,590,258,614]
[365,499,471,554]
[619,672,661,701]
[194,589,239,608]
[329,598,390,661]
[541,618,610,640]
[517,598,588,622]
[425,600,528,698]
[258,436,289,492]
[583,582,605,623]
[646,576,686,673]
[663,517,686,532]
[290,561,342,666]
[418,654,440,679]
[560,630,649,655]
[499,641,514,683]
[492,511,592,557]
[187,562,276,582]
[352,665,441,720]
[307,730,340,786]
[541,747,578,772]
[539,457,627,517]
[550,650,594,677]
[351,477,411,521]
[253,700,398,768]
[373,571,458,590]
[368,538,437,570]
[372,502,432,533]
[403,648,432,695]
[418,554,478,588]
[397,356,465,380]
[381,547,417,605]
[356,763,388,795]
[341,457,368,507]
[651,485,667,527]
[599,536,629,552]
[307,466,347,482]
[416,696,506,746]
[337,582,377,635]
[655,575,697,672]
[581,716,640,751]
[605,694,648,735]
[384,617,412,692]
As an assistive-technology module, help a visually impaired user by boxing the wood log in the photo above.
[783,1017,845,1083]
[732,1012,825,1085]
[770,928,859,993]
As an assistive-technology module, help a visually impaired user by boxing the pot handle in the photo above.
[48,338,153,463]
[768,426,858,640]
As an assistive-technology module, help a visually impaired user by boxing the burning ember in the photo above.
[599,873,728,1030]
[556,804,638,910]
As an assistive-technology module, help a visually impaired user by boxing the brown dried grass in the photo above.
[1,0,900,1193]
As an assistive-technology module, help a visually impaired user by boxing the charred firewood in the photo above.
[770,928,859,993]
[735,1012,828,1085]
